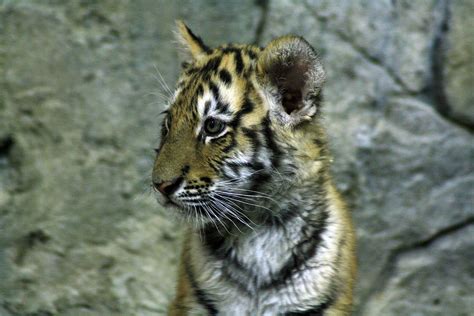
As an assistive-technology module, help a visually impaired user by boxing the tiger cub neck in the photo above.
[184,167,350,313]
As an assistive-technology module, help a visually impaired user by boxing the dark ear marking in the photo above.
[182,23,210,52]
[257,36,325,127]
[175,20,209,60]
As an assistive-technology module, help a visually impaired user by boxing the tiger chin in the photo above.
[152,21,356,316]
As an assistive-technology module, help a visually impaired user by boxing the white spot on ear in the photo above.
[257,84,317,128]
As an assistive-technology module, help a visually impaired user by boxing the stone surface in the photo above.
[1,1,473,315]
[361,225,474,316]
[443,0,474,126]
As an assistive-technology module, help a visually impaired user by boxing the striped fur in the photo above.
[153,21,356,316]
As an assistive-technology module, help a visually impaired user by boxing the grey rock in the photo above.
[361,225,474,316]
[443,0,474,126]
[262,0,441,92]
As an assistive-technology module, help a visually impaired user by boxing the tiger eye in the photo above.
[204,117,225,136]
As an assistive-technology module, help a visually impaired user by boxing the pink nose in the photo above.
[153,177,183,196]
[153,181,170,195]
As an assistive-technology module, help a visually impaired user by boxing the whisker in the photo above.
[213,188,279,205]
[145,91,171,102]
[212,196,260,230]
[153,64,173,97]
[198,202,223,235]
[211,194,259,223]
[209,196,254,232]
[217,190,277,202]
[213,191,276,214]
[208,200,244,233]
[217,168,268,184]
[206,202,232,235]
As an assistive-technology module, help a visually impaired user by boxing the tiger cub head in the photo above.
[152,21,326,225]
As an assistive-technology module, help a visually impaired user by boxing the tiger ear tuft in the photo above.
[175,20,209,60]
[257,36,325,127]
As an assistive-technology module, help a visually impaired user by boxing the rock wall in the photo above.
[1,1,472,315]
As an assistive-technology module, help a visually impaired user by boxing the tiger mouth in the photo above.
[162,195,211,210]
[179,198,210,206]
[163,198,180,208]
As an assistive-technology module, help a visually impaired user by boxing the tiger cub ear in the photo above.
[257,36,325,127]
[175,20,209,60]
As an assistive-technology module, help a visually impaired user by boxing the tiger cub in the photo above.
[152,21,356,316]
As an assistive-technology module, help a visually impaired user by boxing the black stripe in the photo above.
[209,161,220,173]
[185,66,200,75]
[261,114,282,169]
[204,101,211,115]
[216,101,231,115]
[267,204,300,228]
[240,126,261,157]
[200,226,254,295]
[202,56,222,78]
[233,50,244,74]
[242,127,263,166]
[221,46,240,54]
[201,225,227,255]
[312,137,326,148]
[241,98,254,113]
[260,204,329,290]
[230,98,254,128]
[221,169,236,181]
[249,171,271,192]
[196,84,204,97]
[181,165,190,174]
[226,161,255,170]
[228,163,241,177]
[283,300,331,316]
[241,127,257,140]
[208,81,220,101]
[222,133,236,153]
[183,260,218,315]
[219,69,232,85]
[191,95,199,121]
[247,49,258,60]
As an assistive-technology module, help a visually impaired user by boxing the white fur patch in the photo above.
[189,197,344,314]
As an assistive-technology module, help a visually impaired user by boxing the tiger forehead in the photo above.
[189,44,260,74]
[171,44,262,119]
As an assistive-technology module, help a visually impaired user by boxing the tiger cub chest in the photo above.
[191,219,312,312]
